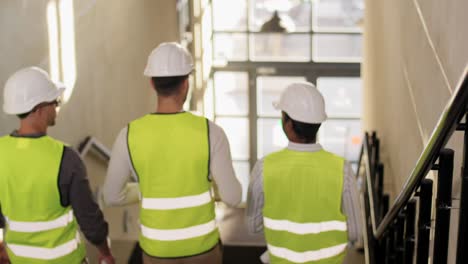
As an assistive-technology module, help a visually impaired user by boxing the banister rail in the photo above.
[362,67,468,240]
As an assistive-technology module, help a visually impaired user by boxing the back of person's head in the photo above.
[282,112,321,142]
[273,82,327,142]
[151,75,188,96]
[144,42,193,96]
[3,67,64,118]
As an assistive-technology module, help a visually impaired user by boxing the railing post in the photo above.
[363,186,376,264]
[416,179,433,264]
[457,112,468,264]
[377,164,384,202]
[433,149,454,264]
[404,199,416,264]
[370,132,376,166]
[382,194,389,219]
[378,234,388,264]
[377,195,390,264]
[371,132,379,175]
[395,212,405,263]
[375,137,380,167]
[386,225,395,264]
[376,164,384,221]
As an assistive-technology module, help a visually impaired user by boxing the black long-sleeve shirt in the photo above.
[0,132,108,245]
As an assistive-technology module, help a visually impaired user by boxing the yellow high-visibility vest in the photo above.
[128,113,219,258]
[263,149,348,264]
[0,135,86,264]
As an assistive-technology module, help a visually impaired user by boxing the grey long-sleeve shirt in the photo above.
[246,142,362,244]
[103,118,242,207]
[0,132,109,245]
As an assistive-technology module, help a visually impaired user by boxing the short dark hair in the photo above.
[16,101,52,119]
[17,111,32,119]
[151,75,189,96]
[284,112,321,143]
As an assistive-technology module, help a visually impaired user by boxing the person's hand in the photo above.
[98,253,115,264]
[96,239,115,264]
[0,242,10,264]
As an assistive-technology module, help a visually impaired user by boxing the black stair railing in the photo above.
[359,67,468,264]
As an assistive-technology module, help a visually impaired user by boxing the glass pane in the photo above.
[233,161,250,203]
[313,0,364,32]
[216,117,250,160]
[213,0,247,31]
[201,0,210,9]
[317,77,362,118]
[250,33,310,62]
[257,118,288,158]
[195,61,203,89]
[312,34,362,62]
[203,80,214,120]
[183,75,194,111]
[202,41,212,80]
[249,0,311,32]
[318,120,362,161]
[257,76,306,117]
[194,24,202,56]
[213,33,248,61]
[193,0,201,17]
[177,0,190,41]
[214,72,249,115]
[201,3,212,79]
[202,5,212,50]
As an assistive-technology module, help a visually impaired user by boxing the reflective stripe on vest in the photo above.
[264,217,347,235]
[6,210,74,232]
[142,191,211,210]
[267,243,347,263]
[141,220,216,241]
[7,232,81,260]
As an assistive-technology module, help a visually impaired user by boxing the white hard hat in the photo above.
[144,42,194,77]
[273,82,327,124]
[3,67,65,115]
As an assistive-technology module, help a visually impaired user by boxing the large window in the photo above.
[211,0,363,63]
[317,77,362,170]
[206,71,251,203]
[190,0,364,202]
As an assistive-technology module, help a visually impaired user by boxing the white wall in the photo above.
[364,0,468,262]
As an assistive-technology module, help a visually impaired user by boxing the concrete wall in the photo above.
[364,0,468,262]
[0,0,178,260]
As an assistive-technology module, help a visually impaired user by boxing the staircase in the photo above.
[359,68,468,264]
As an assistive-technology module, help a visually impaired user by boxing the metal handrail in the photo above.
[362,134,378,236]
[362,67,468,240]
